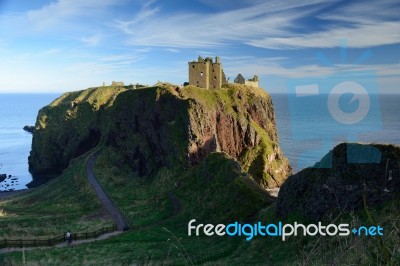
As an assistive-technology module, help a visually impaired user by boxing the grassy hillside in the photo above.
[2,147,400,264]
[29,86,127,181]
[3,86,398,264]
[0,158,112,238]
[3,150,399,265]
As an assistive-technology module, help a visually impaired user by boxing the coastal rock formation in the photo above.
[276,143,400,221]
[23,125,35,134]
[29,83,290,189]
[28,86,127,185]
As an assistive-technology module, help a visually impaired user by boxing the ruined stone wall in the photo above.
[244,80,259,88]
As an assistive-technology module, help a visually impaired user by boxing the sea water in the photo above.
[0,94,59,191]
[272,93,400,173]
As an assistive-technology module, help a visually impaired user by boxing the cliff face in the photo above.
[276,143,400,221]
[184,85,290,188]
[29,83,291,189]
[28,86,127,184]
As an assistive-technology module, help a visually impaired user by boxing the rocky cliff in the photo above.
[276,143,400,221]
[29,83,290,189]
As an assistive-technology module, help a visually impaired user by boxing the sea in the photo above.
[0,94,60,191]
[0,93,399,191]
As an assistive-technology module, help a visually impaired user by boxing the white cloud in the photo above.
[113,0,400,50]
[80,34,102,46]
[114,0,333,48]
[133,47,152,53]
[114,0,160,34]
[248,22,400,49]
[26,0,124,29]
[221,55,400,82]
[165,48,179,53]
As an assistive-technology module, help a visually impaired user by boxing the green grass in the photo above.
[0,158,113,238]
[93,147,173,227]
[1,153,400,265]
[2,85,399,264]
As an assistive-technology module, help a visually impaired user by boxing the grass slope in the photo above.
[1,151,400,265]
[0,158,112,238]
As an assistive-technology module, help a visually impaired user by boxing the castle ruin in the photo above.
[188,56,259,89]
[111,81,124,86]
[234,74,259,88]
[188,56,226,89]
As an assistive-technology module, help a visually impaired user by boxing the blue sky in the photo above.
[0,0,399,93]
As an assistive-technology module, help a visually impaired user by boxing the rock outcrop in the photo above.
[28,86,127,184]
[276,143,400,221]
[23,125,35,134]
[29,83,291,189]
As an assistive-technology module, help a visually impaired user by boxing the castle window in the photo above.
[192,65,195,68]
[214,76,217,80]
[200,72,203,76]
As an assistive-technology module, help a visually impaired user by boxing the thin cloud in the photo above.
[114,0,333,48]
[114,0,400,49]
[165,48,180,53]
[221,55,400,80]
[26,0,124,29]
[80,34,102,46]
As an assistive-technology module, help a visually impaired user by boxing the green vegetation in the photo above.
[2,147,400,264]
[0,158,112,238]
[2,85,399,265]
[93,147,174,227]
[30,83,290,190]
[29,86,127,178]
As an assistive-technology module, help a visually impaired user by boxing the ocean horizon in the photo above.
[0,92,399,191]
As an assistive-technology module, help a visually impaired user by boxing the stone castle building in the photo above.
[188,56,258,89]
[112,81,124,86]
[234,74,259,88]
[188,56,226,89]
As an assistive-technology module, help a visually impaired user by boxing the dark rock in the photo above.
[23,125,35,134]
[276,143,400,221]
[0,174,6,182]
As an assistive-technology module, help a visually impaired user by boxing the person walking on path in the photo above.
[66,231,72,245]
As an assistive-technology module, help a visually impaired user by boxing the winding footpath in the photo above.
[86,156,129,231]
[0,155,182,254]
[0,156,129,254]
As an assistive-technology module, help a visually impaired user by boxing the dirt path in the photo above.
[87,156,129,231]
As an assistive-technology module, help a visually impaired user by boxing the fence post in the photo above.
[34,239,36,247]
[4,239,6,247]
[48,238,51,246]
[20,239,22,248]
[86,232,88,239]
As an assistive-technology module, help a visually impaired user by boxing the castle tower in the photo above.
[210,56,222,89]
[188,56,223,89]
